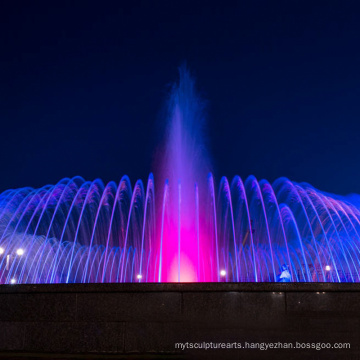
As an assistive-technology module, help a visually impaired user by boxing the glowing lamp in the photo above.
[325,265,331,271]
[220,269,226,277]
[16,248,24,256]
[137,274,142,280]
[0,247,4,255]
[10,278,16,284]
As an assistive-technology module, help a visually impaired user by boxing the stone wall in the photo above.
[0,283,359,359]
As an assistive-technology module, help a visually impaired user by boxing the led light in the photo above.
[325,265,331,271]
[220,269,226,277]
[0,247,4,255]
[16,248,24,256]
[10,278,16,284]
[137,274,142,280]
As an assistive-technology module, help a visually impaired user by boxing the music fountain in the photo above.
[1,68,359,285]
[0,68,359,358]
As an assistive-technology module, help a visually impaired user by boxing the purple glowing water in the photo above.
[0,69,359,284]
[157,67,211,282]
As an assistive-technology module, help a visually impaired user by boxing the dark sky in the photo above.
[1,1,360,195]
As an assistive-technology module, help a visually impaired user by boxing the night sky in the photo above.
[1,1,360,195]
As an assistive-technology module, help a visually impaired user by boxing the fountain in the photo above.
[0,68,359,284]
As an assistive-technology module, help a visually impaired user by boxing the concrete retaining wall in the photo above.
[0,283,359,359]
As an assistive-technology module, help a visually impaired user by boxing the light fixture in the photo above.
[220,269,226,277]
[10,278,16,284]
[325,265,331,271]
[137,274,142,280]
[0,247,4,255]
[16,248,24,256]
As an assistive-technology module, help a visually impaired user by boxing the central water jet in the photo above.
[157,66,211,282]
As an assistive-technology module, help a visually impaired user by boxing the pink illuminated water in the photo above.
[157,67,212,282]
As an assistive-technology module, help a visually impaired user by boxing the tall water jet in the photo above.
[156,66,211,282]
